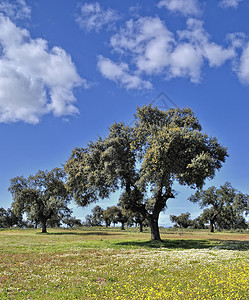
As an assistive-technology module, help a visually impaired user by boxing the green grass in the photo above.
[0,227,249,299]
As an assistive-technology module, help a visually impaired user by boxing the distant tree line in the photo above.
[84,205,149,232]
[0,205,82,230]
[3,105,249,237]
[0,205,82,231]
[2,178,249,234]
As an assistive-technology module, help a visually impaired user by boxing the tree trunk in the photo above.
[41,220,47,233]
[210,220,215,233]
[34,220,38,229]
[149,188,173,241]
[139,222,143,232]
[210,214,216,233]
[121,222,125,230]
[150,216,161,241]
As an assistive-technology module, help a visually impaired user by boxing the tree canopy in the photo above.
[9,168,71,233]
[170,212,193,228]
[0,207,24,228]
[65,105,228,240]
[189,182,248,232]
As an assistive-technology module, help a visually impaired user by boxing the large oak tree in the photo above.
[65,105,228,240]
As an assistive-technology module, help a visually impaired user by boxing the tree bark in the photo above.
[210,214,217,232]
[149,216,161,241]
[149,187,174,241]
[34,220,38,228]
[210,220,215,232]
[121,222,125,230]
[139,222,143,232]
[41,219,47,233]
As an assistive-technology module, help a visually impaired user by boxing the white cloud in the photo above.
[0,0,31,20]
[0,14,85,124]
[178,19,236,67]
[110,17,175,75]
[169,43,203,82]
[226,32,246,49]
[97,56,152,90]
[219,0,242,9]
[157,0,201,16]
[204,43,235,67]
[106,17,236,85]
[236,43,249,85]
[76,2,120,32]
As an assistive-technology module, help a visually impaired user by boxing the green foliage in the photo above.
[62,215,82,228]
[134,106,227,190]
[65,105,228,240]
[170,212,193,228]
[191,215,207,229]
[84,214,93,227]
[8,168,71,233]
[84,205,104,227]
[64,122,136,206]
[102,206,120,227]
[189,182,249,232]
[0,207,24,228]
[91,205,104,226]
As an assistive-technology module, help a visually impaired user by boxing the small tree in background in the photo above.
[191,215,207,229]
[133,212,146,232]
[92,205,104,226]
[116,207,133,230]
[189,182,248,232]
[9,168,71,233]
[103,207,112,228]
[0,207,24,228]
[0,208,8,228]
[170,212,193,228]
[106,206,120,227]
[63,216,82,228]
[84,214,93,227]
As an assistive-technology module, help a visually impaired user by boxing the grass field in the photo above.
[0,227,249,299]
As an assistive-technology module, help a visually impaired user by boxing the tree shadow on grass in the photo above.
[211,240,249,251]
[116,239,249,251]
[116,239,215,249]
[37,231,118,236]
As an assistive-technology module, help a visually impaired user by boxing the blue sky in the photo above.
[1,0,249,226]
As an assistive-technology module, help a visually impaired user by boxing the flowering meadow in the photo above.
[0,228,249,299]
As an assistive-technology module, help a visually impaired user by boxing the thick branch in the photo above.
[153,187,175,217]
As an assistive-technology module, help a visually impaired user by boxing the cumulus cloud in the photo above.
[219,0,242,9]
[97,56,152,90]
[157,0,201,16]
[76,2,120,32]
[0,14,85,124]
[0,0,31,20]
[226,32,246,49]
[235,43,249,85]
[105,17,236,85]
[169,43,203,82]
[178,19,236,67]
[110,17,175,77]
